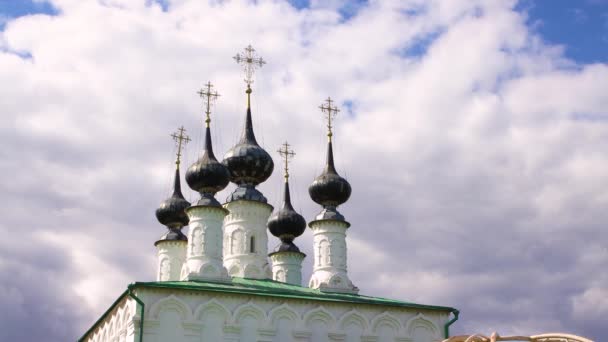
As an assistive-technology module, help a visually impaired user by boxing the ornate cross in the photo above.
[197,81,220,127]
[277,141,296,181]
[170,126,191,165]
[233,44,266,89]
[319,97,340,140]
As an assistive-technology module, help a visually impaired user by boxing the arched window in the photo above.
[250,236,256,253]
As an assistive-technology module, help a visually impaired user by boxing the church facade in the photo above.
[78,46,459,342]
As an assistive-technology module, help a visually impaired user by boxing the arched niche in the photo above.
[122,302,131,328]
[304,306,336,342]
[371,312,401,342]
[194,299,231,341]
[405,313,439,342]
[269,304,299,324]
[234,302,267,342]
[269,304,298,342]
[230,228,245,254]
[159,257,171,281]
[233,302,267,325]
[115,307,123,333]
[149,295,192,321]
[109,322,115,341]
[339,310,368,342]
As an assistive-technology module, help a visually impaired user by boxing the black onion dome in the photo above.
[156,167,191,229]
[186,126,230,206]
[268,180,306,241]
[308,140,352,208]
[222,106,274,191]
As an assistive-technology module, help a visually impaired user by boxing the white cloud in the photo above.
[0,0,606,340]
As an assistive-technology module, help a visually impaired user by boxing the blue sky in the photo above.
[0,0,56,22]
[519,0,608,63]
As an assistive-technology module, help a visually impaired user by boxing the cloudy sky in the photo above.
[1,0,608,341]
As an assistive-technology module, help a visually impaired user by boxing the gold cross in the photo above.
[233,44,266,89]
[197,81,220,127]
[277,141,296,181]
[319,97,340,140]
[170,126,191,165]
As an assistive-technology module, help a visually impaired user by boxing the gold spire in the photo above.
[170,126,191,166]
[233,44,266,106]
[197,81,220,127]
[319,97,340,141]
[277,141,295,182]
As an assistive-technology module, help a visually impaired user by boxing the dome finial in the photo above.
[319,97,340,174]
[234,44,265,145]
[234,44,265,119]
[197,81,220,128]
[223,45,274,202]
[233,44,266,91]
[170,126,191,167]
[319,97,340,142]
[186,82,230,206]
[309,97,351,221]
[277,141,295,183]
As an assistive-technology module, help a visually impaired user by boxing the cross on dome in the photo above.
[277,141,296,181]
[197,81,220,127]
[319,97,340,141]
[170,126,191,166]
[234,44,266,90]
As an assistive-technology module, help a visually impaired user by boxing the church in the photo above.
[78,45,459,342]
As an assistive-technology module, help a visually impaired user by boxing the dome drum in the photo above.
[269,241,306,256]
[154,228,188,246]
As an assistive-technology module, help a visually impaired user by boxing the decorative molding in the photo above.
[303,306,336,329]
[85,291,452,342]
[339,309,369,332]
[194,299,231,321]
[371,311,401,333]
[148,294,192,321]
[268,303,299,325]
[232,302,267,325]
[405,313,438,338]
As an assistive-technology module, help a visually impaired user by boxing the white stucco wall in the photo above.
[222,200,273,279]
[309,220,358,294]
[81,296,137,342]
[183,206,230,282]
[156,240,187,282]
[270,251,305,286]
[133,288,448,342]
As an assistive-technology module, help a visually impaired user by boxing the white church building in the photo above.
[78,46,459,342]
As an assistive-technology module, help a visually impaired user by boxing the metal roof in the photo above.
[134,277,457,312]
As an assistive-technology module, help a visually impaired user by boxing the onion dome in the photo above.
[268,142,306,255]
[155,167,190,244]
[268,180,306,250]
[186,125,230,207]
[222,90,274,202]
[308,140,351,221]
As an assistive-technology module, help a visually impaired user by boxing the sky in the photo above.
[0,0,607,341]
